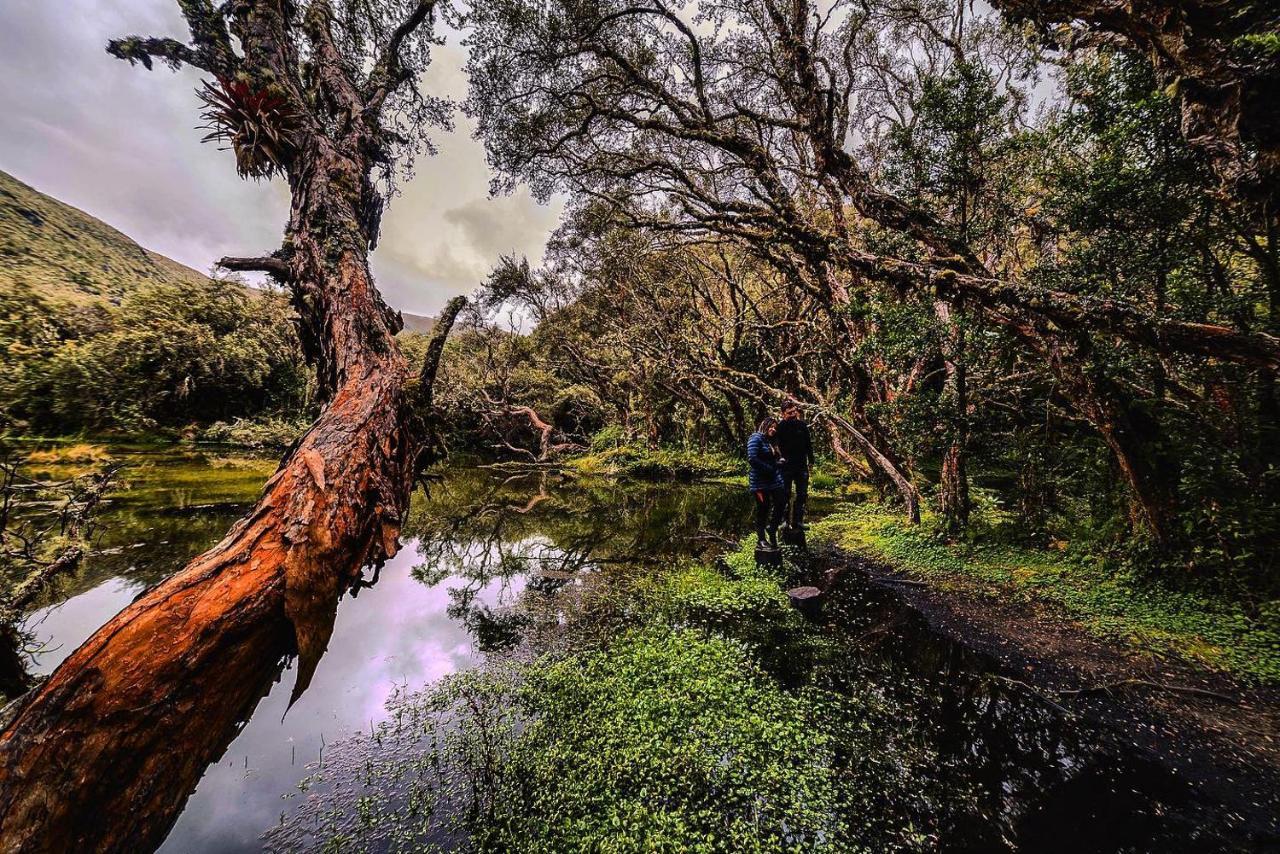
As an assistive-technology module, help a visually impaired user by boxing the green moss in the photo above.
[811,504,1280,683]
[663,562,786,615]
[199,414,308,450]
[1233,32,1280,60]
[563,444,740,481]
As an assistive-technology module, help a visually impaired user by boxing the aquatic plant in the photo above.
[270,526,958,853]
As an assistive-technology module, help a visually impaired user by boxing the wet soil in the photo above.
[815,546,1280,850]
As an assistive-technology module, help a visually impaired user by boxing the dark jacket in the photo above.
[774,418,814,471]
[746,431,785,492]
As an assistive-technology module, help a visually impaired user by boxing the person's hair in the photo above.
[781,399,799,414]
[757,416,778,434]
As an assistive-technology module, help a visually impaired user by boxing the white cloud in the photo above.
[0,1,560,317]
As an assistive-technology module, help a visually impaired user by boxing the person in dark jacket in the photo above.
[774,399,814,531]
[747,417,786,549]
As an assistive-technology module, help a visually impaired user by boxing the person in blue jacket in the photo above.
[747,417,786,549]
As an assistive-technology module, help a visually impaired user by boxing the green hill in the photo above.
[0,169,436,332]
[0,170,210,306]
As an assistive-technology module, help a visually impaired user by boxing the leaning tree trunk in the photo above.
[0,137,464,852]
[934,301,971,534]
[825,411,922,524]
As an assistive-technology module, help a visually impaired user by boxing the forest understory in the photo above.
[2,0,1279,849]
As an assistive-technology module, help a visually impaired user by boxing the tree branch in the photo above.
[366,0,438,112]
[418,295,467,410]
[106,1,239,78]
[106,36,206,72]
[217,255,293,281]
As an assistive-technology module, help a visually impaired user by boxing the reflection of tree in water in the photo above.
[402,467,744,651]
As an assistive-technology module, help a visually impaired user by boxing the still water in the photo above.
[12,445,752,852]
[9,445,1276,852]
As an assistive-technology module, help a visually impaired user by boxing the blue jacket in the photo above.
[746,431,785,492]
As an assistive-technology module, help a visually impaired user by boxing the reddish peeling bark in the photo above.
[0,1,464,844]
[825,425,872,480]
[934,302,971,533]
[0,250,464,853]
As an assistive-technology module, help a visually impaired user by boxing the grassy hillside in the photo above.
[400,311,435,335]
[0,170,209,306]
[0,169,437,332]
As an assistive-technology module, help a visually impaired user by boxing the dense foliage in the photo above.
[442,1,1278,587]
[0,277,309,435]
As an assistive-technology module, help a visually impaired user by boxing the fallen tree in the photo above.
[0,1,465,850]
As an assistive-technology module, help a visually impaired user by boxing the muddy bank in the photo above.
[812,544,1280,848]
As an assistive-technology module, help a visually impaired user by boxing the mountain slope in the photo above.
[0,170,208,305]
[0,169,436,331]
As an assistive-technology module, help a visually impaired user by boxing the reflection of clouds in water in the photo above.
[22,577,142,676]
[158,541,490,853]
[21,463,745,853]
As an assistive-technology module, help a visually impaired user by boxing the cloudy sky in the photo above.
[0,1,562,317]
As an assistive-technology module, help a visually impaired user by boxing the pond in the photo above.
[7,445,1274,852]
[11,446,754,851]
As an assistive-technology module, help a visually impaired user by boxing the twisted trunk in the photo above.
[935,302,971,533]
[0,138,461,852]
[1045,340,1179,546]
[825,411,922,524]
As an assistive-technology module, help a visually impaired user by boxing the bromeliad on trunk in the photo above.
[0,3,460,851]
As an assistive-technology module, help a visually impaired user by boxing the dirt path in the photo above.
[820,546,1280,844]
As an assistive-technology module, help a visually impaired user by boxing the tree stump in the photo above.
[755,544,782,567]
[786,586,823,618]
[781,524,806,547]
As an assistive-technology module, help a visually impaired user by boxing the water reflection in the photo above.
[268,491,1275,853]
[164,467,750,852]
[812,573,1263,852]
[12,453,748,853]
[9,451,1271,852]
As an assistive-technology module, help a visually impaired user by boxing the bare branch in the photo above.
[217,255,293,281]
[366,0,438,112]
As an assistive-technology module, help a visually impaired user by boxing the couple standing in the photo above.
[746,400,813,550]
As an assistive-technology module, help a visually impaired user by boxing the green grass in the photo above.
[564,444,740,481]
[0,169,209,307]
[562,442,866,502]
[811,504,1280,683]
